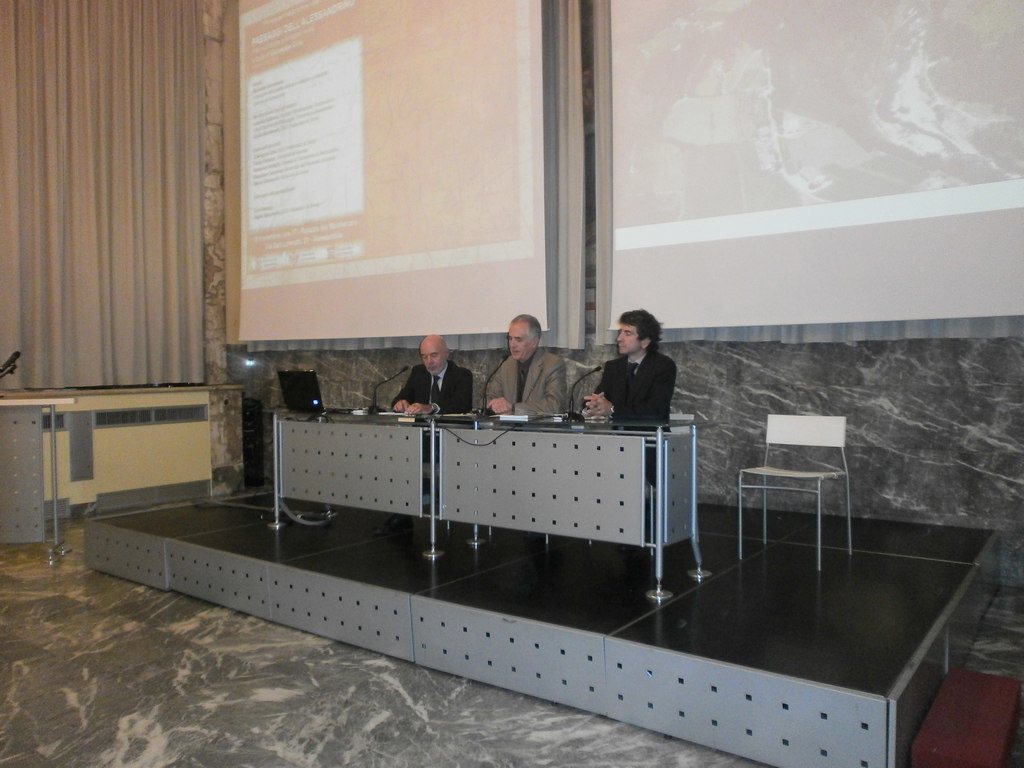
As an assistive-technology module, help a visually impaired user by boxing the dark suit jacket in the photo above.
[595,350,676,420]
[391,360,474,414]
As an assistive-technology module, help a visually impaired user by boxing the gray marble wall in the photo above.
[201,1,1023,586]
[203,0,228,387]
[207,386,243,496]
[222,338,1024,586]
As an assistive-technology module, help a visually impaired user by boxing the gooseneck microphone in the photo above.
[0,350,20,378]
[368,365,409,414]
[477,353,510,416]
[566,365,602,421]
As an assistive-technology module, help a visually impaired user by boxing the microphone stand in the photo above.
[367,366,409,414]
[476,353,510,417]
[565,366,602,421]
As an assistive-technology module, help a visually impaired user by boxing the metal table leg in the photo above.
[688,423,711,581]
[423,419,444,560]
[48,404,70,564]
[268,412,286,530]
[646,428,673,603]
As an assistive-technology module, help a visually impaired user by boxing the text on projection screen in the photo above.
[238,0,547,340]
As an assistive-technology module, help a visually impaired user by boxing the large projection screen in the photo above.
[610,0,1024,330]
[238,0,547,341]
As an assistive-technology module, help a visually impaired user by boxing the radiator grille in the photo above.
[153,405,207,424]
[94,406,207,428]
[95,410,152,427]
[41,413,67,430]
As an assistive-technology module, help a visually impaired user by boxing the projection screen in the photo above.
[609,0,1024,330]
[238,0,547,341]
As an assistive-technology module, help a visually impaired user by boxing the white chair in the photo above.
[738,415,851,570]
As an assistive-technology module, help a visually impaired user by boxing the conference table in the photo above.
[273,412,710,601]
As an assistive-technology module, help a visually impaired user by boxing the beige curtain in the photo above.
[0,0,205,388]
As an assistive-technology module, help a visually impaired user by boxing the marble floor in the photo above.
[1,520,1022,768]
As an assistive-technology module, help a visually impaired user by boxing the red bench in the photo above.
[912,668,1021,768]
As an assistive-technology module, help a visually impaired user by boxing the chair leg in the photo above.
[815,478,822,571]
[737,473,744,560]
[761,484,768,545]
[845,475,852,555]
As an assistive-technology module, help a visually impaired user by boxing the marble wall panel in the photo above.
[223,338,1024,586]
[208,386,243,497]
[203,1,228,386]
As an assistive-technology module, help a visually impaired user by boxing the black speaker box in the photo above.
[242,397,264,487]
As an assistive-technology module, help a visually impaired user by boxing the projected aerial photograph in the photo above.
[613,0,1024,228]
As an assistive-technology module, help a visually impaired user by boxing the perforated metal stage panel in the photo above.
[85,505,271,590]
[604,637,889,768]
[267,563,415,661]
[83,500,1001,768]
[411,595,609,714]
[166,540,272,619]
[281,420,423,514]
[85,523,169,590]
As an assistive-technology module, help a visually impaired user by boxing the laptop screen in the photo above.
[277,370,324,412]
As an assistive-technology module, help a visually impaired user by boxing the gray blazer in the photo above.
[486,349,567,415]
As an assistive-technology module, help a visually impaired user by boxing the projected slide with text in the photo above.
[240,0,534,291]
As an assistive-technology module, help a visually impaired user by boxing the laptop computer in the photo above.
[277,370,325,413]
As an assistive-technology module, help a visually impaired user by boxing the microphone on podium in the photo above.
[0,350,20,378]
[477,353,510,417]
[566,365,602,421]
[367,365,409,414]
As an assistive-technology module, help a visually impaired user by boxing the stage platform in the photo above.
[84,495,999,768]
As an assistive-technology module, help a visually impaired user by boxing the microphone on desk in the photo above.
[367,365,409,414]
[565,365,602,421]
[0,350,20,378]
[476,353,510,417]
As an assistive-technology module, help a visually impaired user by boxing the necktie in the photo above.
[429,374,440,406]
[516,366,526,403]
[628,362,639,378]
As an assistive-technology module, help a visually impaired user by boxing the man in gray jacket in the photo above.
[485,314,566,416]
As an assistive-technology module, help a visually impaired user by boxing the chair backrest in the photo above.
[765,415,846,448]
